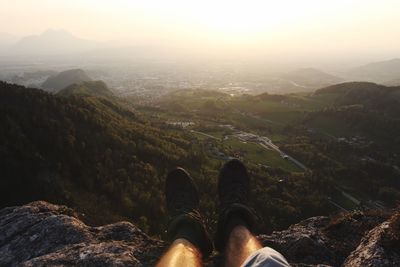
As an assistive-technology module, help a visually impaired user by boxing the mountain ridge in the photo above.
[7,29,102,56]
[42,69,93,92]
[281,68,343,89]
[57,80,113,97]
[346,58,400,83]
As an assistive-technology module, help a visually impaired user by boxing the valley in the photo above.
[1,71,399,238]
[2,3,400,265]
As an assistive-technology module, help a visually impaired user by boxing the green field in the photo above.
[223,137,301,172]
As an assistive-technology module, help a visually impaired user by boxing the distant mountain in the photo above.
[384,78,400,86]
[315,82,400,116]
[42,69,92,92]
[8,70,57,88]
[0,33,18,53]
[315,82,385,95]
[57,80,113,97]
[0,33,18,45]
[8,29,101,56]
[346,58,400,83]
[281,68,343,89]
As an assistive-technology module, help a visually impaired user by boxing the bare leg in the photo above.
[156,238,203,267]
[224,225,263,267]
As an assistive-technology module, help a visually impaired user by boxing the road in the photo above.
[259,142,308,171]
[249,134,308,171]
[284,154,308,171]
[328,199,348,212]
[235,131,309,171]
[191,127,309,171]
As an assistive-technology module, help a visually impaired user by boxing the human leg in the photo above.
[214,160,258,264]
[156,168,212,267]
[215,159,290,267]
[224,225,263,267]
[156,238,203,267]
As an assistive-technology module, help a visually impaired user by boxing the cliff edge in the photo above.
[0,201,398,267]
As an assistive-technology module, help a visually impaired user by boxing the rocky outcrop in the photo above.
[259,216,335,266]
[0,201,398,267]
[343,219,400,267]
[257,211,394,267]
[0,201,165,266]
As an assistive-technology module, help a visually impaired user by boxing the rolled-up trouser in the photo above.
[241,247,291,267]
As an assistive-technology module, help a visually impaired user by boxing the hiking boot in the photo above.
[214,159,257,252]
[165,167,213,257]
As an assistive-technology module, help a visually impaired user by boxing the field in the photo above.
[223,137,301,172]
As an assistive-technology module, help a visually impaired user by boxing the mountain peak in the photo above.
[40,28,75,38]
[42,69,93,92]
[9,30,100,56]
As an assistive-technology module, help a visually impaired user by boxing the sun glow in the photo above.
[2,0,400,58]
[126,0,317,42]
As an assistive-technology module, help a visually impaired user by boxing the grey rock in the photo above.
[259,216,335,266]
[259,211,392,267]
[0,201,165,267]
[0,202,397,267]
[343,221,400,267]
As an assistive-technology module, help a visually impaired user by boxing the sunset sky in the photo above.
[1,0,400,63]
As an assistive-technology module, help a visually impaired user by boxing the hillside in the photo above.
[57,80,113,97]
[385,78,400,86]
[150,86,400,212]
[281,68,343,89]
[1,201,398,266]
[346,58,400,83]
[314,82,400,116]
[1,82,350,237]
[42,69,93,92]
[0,81,197,233]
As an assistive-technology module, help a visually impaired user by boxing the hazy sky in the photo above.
[1,0,400,63]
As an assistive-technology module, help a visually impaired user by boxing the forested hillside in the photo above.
[0,82,336,236]
[311,82,400,147]
[57,80,114,97]
[149,86,400,213]
[0,81,199,233]
[42,69,92,92]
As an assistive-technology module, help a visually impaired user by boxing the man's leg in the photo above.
[156,238,202,267]
[156,168,212,267]
[224,225,263,267]
[215,159,258,254]
[215,159,290,267]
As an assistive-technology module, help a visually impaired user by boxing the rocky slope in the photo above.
[0,201,398,267]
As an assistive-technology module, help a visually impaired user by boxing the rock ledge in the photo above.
[0,201,398,267]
